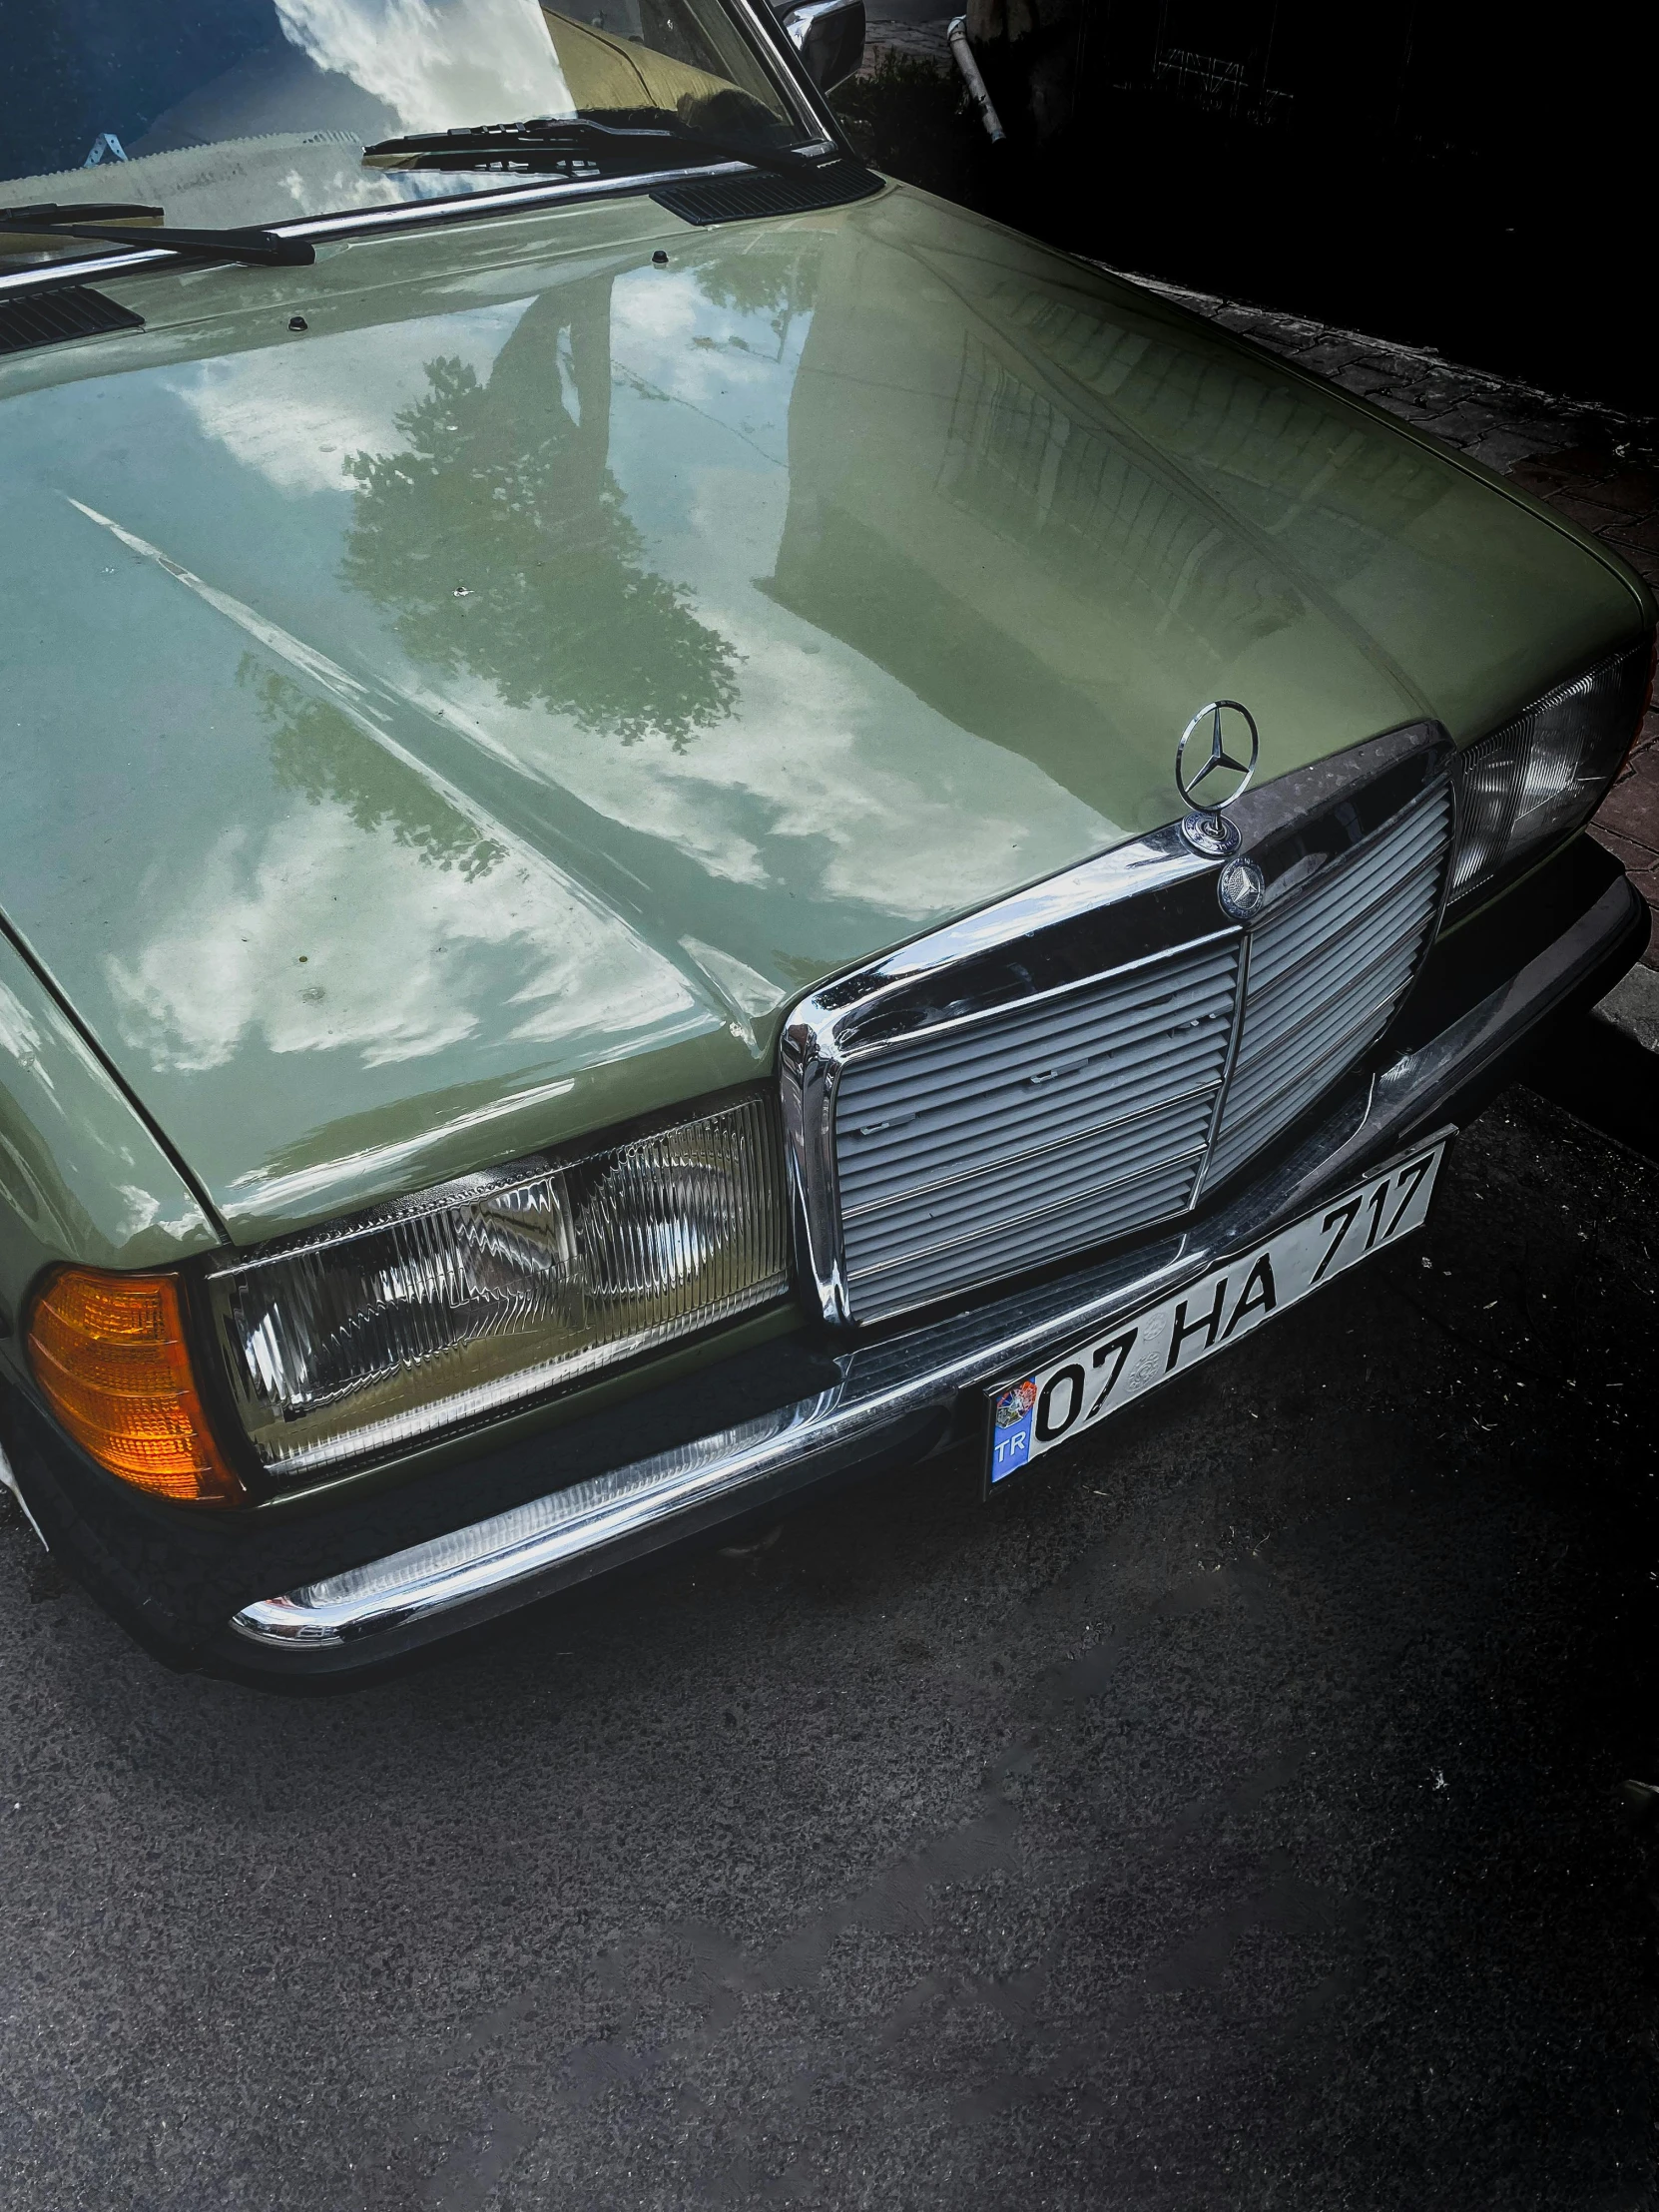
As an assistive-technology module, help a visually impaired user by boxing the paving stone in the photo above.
[1367,400,1457,427]
[1283,339,1377,375]
[1465,428,1565,472]
[1595,958,1659,1045]
[1410,400,1504,444]
[1546,492,1633,532]
[1607,514,1659,553]
[1594,772,1659,856]
[1571,470,1659,516]
[1369,381,1441,407]
[1322,362,1397,395]
[1511,453,1610,493]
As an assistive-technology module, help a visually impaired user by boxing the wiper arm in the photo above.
[362,113,820,180]
[0,216,312,268]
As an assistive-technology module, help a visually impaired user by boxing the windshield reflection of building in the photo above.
[341,268,741,751]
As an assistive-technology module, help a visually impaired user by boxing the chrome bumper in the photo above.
[230,871,1642,1666]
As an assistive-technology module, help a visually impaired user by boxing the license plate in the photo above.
[985,1135,1449,1489]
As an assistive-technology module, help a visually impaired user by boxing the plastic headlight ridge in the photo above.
[203,1092,790,1480]
[1447,637,1653,911]
[26,1268,243,1503]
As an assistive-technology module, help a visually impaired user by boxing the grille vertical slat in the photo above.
[1231,875,1438,1070]
[838,972,1239,1208]
[1205,786,1450,1190]
[842,1091,1217,1270]
[831,779,1451,1323]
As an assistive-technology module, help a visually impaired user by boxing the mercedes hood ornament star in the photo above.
[1177,700,1260,856]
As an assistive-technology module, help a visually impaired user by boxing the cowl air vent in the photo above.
[650,159,882,226]
[0,285,144,356]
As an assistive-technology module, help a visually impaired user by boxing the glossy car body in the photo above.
[0,12,1652,1676]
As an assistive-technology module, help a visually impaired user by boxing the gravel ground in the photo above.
[4,1087,1659,2209]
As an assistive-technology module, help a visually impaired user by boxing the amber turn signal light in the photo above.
[26,1267,243,1504]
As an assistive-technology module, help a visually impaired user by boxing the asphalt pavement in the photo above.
[5,1073,1659,2210]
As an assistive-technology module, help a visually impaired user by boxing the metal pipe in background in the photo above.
[947,17,1007,143]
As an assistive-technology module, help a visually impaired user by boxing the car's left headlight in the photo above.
[1446,636,1653,914]
[202,1092,789,1481]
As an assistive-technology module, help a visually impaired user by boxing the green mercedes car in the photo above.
[0,0,1651,1679]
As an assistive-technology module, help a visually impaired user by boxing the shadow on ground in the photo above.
[3,1086,1659,2208]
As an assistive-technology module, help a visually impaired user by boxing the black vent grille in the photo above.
[651,160,882,227]
[0,285,144,356]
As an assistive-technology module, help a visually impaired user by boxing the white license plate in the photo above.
[985,1135,1449,1488]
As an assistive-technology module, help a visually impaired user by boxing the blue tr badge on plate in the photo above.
[989,1378,1036,1483]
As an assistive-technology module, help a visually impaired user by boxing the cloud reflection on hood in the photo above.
[104,798,702,1075]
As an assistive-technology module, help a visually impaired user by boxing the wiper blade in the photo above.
[0,202,164,229]
[362,113,818,181]
[0,217,312,268]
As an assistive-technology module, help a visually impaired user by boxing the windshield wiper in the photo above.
[362,112,823,181]
[0,202,164,229]
[0,216,312,268]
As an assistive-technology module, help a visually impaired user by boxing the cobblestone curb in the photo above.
[1103,269,1659,1025]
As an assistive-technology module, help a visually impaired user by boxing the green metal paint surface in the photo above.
[0,929,219,1358]
[0,183,1646,1255]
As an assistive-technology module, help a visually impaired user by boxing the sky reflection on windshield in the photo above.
[274,0,574,132]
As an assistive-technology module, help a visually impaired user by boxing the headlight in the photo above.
[203,1094,789,1481]
[1447,637,1653,912]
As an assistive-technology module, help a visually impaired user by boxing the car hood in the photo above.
[0,184,1643,1245]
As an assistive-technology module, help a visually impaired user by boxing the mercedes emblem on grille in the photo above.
[1177,700,1260,856]
[1216,854,1267,919]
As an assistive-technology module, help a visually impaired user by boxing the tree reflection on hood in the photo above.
[341,267,740,750]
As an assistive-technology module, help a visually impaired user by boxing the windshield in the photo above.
[2,0,808,257]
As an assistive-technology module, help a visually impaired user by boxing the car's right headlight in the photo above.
[201,1092,790,1483]
[1446,636,1653,915]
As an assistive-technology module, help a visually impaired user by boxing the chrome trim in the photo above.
[844,1138,1208,1288]
[233,1391,844,1651]
[1175,699,1259,812]
[0,166,754,303]
[782,723,1453,1325]
[1230,989,1399,1135]
[229,855,1644,1666]
[780,826,1227,1325]
[838,1072,1222,1222]
[1201,906,1254,1180]
[1248,794,1447,1002]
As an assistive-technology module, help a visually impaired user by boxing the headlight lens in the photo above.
[204,1094,789,1481]
[1447,638,1653,911]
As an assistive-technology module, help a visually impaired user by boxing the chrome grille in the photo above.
[830,779,1451,1324]
[836,941,1238,1322]
[1204,785,1451,1187]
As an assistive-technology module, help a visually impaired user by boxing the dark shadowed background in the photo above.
[834,0,1655,414]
